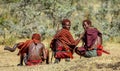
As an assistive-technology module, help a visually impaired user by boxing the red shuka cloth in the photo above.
[51,28,77,59]
[26,60,42,66]
[54,29,77,46]
[83,28,102,49]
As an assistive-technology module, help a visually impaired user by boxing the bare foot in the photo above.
[17,63,23,66]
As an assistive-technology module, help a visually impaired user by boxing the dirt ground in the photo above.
[0,42,120,71]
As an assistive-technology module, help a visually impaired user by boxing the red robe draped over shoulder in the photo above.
[83,28,102,49]
[54,29,78,47]
[18,33,40,55]
[52,28,77,59]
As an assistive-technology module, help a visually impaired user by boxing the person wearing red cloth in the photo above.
[75,20,109,58]
[4,33,49,66]
[50,19,82,63]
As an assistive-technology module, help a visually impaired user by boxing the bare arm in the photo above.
[76,32,85,45]
[4,43,20,52]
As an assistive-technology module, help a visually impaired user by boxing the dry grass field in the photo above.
[0,42,120,71]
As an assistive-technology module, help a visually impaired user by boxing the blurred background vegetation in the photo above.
[0,0,119,46]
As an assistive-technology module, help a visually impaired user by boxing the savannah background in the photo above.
[0,0,120,71]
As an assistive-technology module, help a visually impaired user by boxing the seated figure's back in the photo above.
[28,42,44,60]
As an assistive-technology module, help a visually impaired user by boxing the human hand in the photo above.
[88,48,93,50]
[88,46,95,50]
[4,46,10,50]
[79,32,84,39]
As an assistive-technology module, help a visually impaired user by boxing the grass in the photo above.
[0,41,120,71]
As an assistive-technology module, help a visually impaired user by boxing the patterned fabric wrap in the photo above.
[50,28,76,59]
